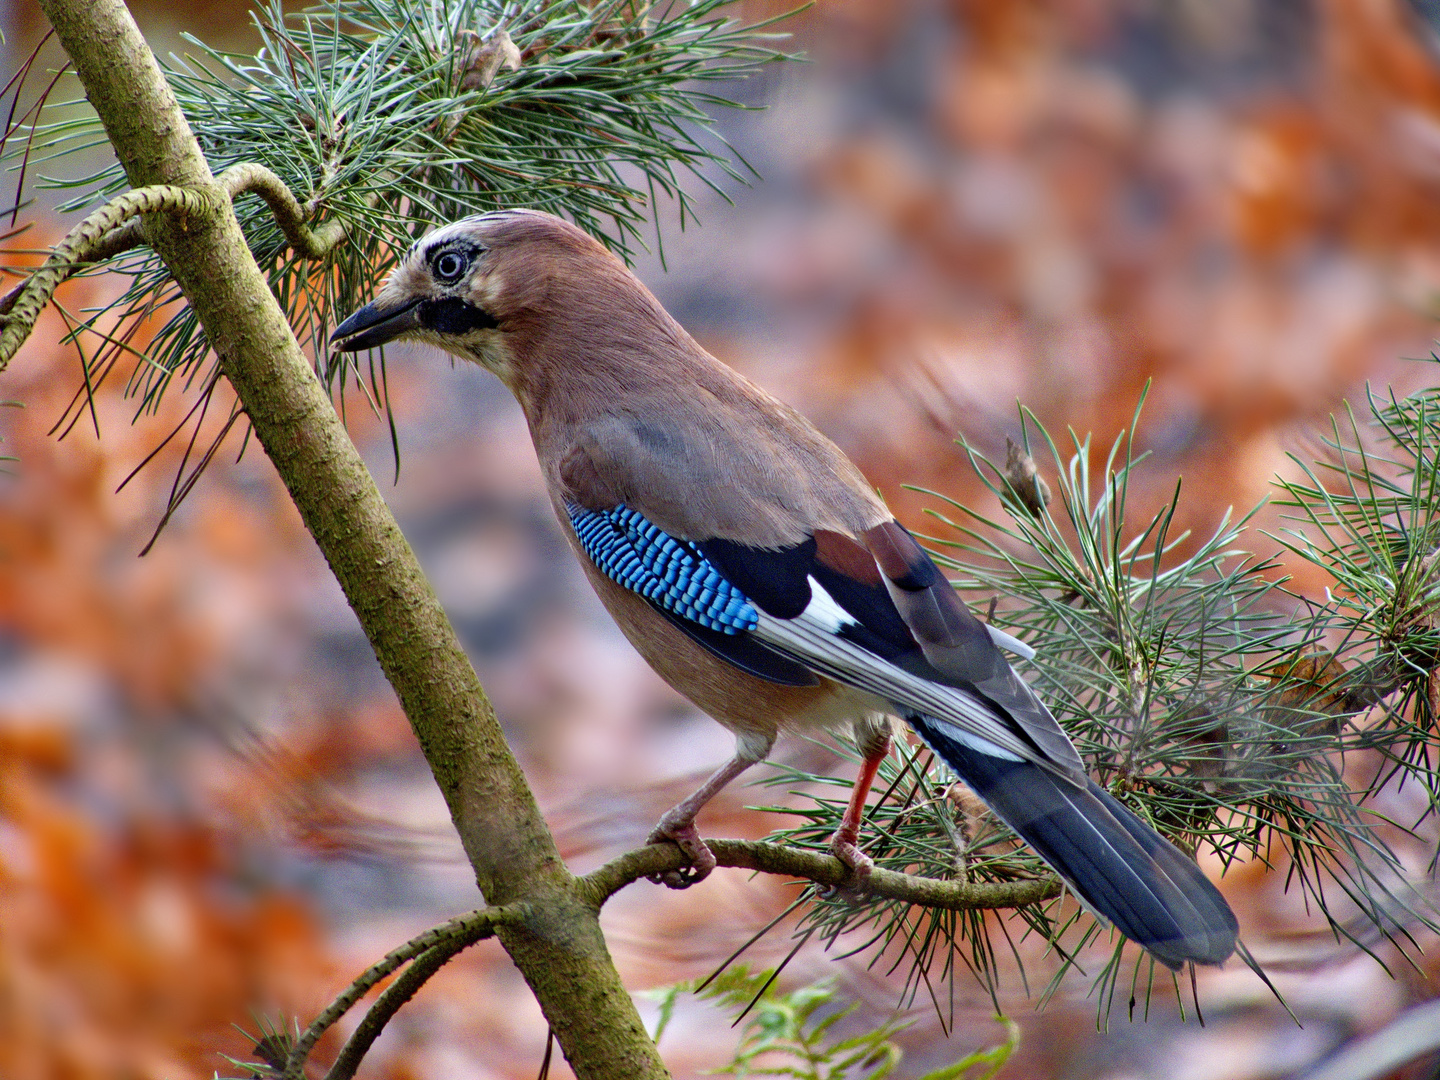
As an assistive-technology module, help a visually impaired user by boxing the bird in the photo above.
[331,208,1239,970]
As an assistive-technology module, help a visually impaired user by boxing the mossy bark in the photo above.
[33,1,668,1076]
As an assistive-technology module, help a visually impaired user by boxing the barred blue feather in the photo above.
[566,502,759,633]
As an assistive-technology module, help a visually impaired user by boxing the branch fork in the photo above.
[280,904,528,1080]
[274,835,1061,1079]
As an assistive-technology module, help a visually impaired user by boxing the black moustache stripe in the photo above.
[419,297,498,334]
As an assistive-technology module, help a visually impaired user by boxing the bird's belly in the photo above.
[579,557,885,741]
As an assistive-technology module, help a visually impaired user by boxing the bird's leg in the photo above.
[828,715,893,886]
[647,731,773,889]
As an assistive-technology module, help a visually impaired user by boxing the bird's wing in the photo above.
[558,422,1084,780]
[560,490,1241,967]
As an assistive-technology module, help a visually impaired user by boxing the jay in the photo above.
[332,209,1238,969]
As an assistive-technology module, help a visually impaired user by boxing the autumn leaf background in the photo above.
[1,0,1440,1077]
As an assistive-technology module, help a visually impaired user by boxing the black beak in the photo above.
[331,298,423,352]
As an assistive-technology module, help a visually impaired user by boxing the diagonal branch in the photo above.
[282,904,528,1080]
[321,938,471,1080]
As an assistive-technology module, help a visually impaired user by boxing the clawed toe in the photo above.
[825,832,874,896]
[646,819,716,889]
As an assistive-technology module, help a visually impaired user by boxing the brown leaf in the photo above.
[455,28,521,92]
[1259,651,1355,738]
[1004,436,1051,517]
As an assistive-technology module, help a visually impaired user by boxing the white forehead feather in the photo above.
[405,208,550,261]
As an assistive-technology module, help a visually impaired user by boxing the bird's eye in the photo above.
[433,250,468,284]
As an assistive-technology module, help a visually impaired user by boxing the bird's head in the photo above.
[331,217,502,354]
[331,208,641,372]
[332,208,706,423]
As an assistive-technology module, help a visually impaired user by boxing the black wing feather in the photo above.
[698,537,816,618]
[698,536,926,661]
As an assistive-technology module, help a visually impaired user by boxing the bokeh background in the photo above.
[2,0,1440,1076]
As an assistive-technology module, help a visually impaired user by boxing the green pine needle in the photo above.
[4,0,795,483]
[739,384,1440,1020]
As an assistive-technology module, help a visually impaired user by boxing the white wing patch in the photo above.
[802,575,857,632]
[909,714,1023,763]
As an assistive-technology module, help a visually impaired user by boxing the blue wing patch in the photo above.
[566,502,759,634]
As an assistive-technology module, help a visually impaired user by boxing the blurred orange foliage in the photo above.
[741,0,1440,568]
[4,0,1440,1078]
[0,270,355,1078]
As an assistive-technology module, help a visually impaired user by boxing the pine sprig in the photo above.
[3,0,793,496]
[943,397,1430,954]
[741,386,1440,1017]
[649,966,1018,1080]
[1268,377,1440,847]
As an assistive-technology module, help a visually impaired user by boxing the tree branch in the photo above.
[579,838,1061,911]
[0,162,347,367]
[32,2,667,1077]
[218,162,347,260]
[0,183,214,364]
[322,939,467,1080]
[278,843,1057,1080]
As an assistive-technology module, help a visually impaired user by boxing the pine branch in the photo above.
[5,0,791,410]
[0,162,346,367]
[280,904,526,1080]
[0,182,217,363]
[727,385,1440,1016]
[579,836,1061,911]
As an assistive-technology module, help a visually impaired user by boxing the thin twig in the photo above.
[0,183,216,367]
[322,942,461,1080]
[0,162,344,371]
[217,162,347,260]
[282,904,526,1080]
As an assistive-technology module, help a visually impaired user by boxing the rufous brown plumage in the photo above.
[333,209,1238,969]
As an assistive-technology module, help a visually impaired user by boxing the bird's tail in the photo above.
[907,713,1238,969]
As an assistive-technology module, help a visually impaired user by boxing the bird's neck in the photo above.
[501,298,721,445]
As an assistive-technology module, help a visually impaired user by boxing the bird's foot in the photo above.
[822,830,874,898]
[646,817,716,889]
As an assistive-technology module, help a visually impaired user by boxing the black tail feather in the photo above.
[908,714,1238,969]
